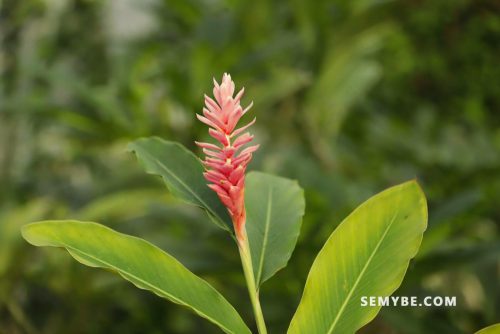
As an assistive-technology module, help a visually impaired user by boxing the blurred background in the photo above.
[1,0,499,333]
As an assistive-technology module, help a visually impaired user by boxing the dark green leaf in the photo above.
[246,172,305,287]
[128,137,232,232]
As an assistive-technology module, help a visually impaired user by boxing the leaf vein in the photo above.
[327,210,399,334]
[63,243,234,334]
[137,146,222,223]
[255,186,273,285]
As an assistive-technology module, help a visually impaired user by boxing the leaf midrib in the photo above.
[327,211,399,334]
[60,241,235,334]
[255,186,273,285]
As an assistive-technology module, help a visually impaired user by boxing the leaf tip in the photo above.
[407,178,428,226]
[20,223,31,242]
[126,136,151,152]
[21,222,44,246]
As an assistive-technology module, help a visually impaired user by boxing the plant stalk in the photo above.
[237,229,268,334]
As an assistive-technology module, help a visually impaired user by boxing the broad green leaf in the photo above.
[476,324,500,334]
[21,221,251,334]
[128,137,232,232]
[288,181,427,334]
[245,172,305,287]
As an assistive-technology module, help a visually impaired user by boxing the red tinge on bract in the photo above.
[195,73,258,240]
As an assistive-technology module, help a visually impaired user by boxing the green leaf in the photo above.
[288,181,427,334]
[245,172,305,287]
[21,221,251,334]
[475,324,500,334]
[128,137,232,232]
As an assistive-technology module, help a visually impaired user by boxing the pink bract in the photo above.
[195,73,259,239]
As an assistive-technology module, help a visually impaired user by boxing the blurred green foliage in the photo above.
[1,0,499,333]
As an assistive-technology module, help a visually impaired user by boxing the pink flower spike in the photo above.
[195,141,221,151]
[196,114,223,132]
[233,133,254,149]
[231,117,256,138]
[208,128,229,146]
[196,73,258,240]
[202,148,225,159]
[204,95,220,112]
[234,87,245,104]
[238,144,260,157]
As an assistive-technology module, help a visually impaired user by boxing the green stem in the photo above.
[237,229,268,334]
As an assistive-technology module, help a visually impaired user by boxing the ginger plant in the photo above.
[22,74,428,334]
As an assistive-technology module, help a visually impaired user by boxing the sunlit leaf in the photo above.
[22,221,251,334]
[475,324,500,334]
[288,181,427,334]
